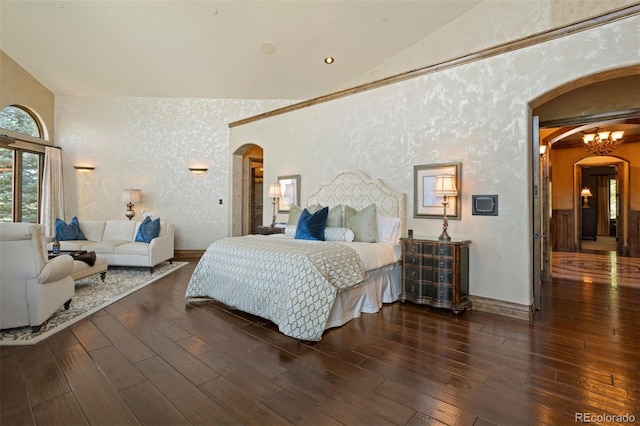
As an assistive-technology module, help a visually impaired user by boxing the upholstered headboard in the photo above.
[307,169,406,232]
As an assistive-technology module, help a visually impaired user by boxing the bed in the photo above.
[185,169,406,341]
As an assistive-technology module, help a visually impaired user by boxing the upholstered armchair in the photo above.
[0,222,75,332]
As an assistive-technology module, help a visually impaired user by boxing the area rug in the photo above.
[0,261,187,346]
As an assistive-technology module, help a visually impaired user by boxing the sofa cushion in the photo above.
[135,216,160,243]
[102,220,137,241]
[82,240,129,254]
[55,217,87,241]
[58,240,91,251]
[78,220,106,242]
[114,242,152,256]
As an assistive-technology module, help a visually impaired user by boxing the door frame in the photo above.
[575,157,629,255]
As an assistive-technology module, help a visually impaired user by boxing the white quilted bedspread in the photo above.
[185,235,366,341]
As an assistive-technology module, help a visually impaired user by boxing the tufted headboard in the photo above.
[307,169,406,233]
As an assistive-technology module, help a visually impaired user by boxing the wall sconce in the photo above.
[121,188,142,220]
[580,187,593,208]
[433,174,458,241]
[539,145,547,156]
[74,166,95,172]
[189,167,208,174]
[267,183,282,227]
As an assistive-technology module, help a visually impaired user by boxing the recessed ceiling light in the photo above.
[260,42,276,55]
[324,56,334,64]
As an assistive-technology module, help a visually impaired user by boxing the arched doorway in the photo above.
[530,69,639,310]
[231,143,263,236]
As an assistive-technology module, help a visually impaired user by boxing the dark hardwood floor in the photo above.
[1,257,638,426]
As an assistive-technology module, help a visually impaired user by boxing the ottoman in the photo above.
[71,255,108,282]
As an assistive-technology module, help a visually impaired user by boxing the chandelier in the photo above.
[583,129,624,156]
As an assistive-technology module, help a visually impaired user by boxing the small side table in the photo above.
[400,236,471,314]
[256,226,285,235]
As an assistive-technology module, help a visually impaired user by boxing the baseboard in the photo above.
[174,249,205,260]
[469,295,534,321]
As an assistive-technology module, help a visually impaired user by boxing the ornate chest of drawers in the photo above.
[400,237,471,314]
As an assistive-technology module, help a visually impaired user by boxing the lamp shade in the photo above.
[580,187,593,197]
[611,130,624,140]
[433,175,458,196]
[121,188,142,203]
[267,184,282,198]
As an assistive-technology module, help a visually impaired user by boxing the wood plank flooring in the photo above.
[1,256,639,426]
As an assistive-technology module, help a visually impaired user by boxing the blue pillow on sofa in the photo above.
[55,216,87,241]
[135,216,161,243]
[294,207,328,241]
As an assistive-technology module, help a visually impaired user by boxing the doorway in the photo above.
[579,164,618,252]
[249,158,264,234]
[231,143,264,236]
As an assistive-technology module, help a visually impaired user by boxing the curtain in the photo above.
[597,176,609,236]
[40,147,65,237]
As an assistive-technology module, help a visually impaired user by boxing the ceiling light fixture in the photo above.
[583,128,624,156]
[324,56,334,64]
[260,41,276,55]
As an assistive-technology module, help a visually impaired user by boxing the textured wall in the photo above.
[0,50,55,141]
[351,0,637,89]
[230,15,638,307]
[55,97,292,250]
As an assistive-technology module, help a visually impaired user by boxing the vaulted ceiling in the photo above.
[1,0,481,100]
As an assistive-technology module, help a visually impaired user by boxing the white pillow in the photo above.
[286,225,355,242]
[142,210,159,220]
[324,227,355,242]
[285,224,297,236]
[377,215,402,243]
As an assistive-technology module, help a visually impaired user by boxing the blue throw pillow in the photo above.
[295,207,328,241]
[135,216,161,243]
[55,216,87,241]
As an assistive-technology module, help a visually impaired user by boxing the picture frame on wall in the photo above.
[414,162,462,219]
[277,175,301,213]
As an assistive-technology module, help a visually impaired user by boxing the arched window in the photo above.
[0,105,41,138]
[0,105,45,223]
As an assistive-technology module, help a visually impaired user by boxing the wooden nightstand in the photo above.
[400,236,471,314]
[256,226,285,235]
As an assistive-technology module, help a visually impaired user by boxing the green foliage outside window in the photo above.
[0,105,40,137]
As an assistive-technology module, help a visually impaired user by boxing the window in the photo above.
[0,105,41,137]
[0,105,44,223]
[609,178,617,220]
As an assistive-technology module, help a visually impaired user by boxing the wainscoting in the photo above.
[630,210,640,257]
[552,209,574,251]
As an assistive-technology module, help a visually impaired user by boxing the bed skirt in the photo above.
[324,261,401,330]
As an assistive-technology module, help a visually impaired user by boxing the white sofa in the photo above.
[0,223,75,332]
[50,219,175,272]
